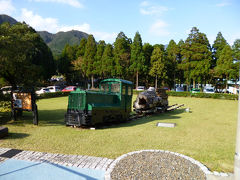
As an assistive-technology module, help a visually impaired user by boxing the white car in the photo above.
[47,86,61,92]
[0,86,12,94]
[136,86,145,91]
[36,87,50,95]
[203,87,215,94]
[176,87,184,92]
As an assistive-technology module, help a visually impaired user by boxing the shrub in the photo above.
[0,101,11,112]
[38,91,70,99]
[167,91,238,100]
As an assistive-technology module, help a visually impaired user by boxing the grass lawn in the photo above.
[0,95,238,172]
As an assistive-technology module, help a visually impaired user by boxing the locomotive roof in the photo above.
[100,78,133,85]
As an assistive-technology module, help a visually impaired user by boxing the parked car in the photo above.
[36,87,50,95]
[47,86,61,93]
[203,87,215,94]
[62,86,76,92]
[191,88,200,93]
[136,86,145,91]
[0,86,12,94]
[176,87,184,92]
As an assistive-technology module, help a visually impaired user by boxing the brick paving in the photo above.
[0,147,114,171]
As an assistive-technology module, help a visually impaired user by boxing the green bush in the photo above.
[38,91,70,99]
[167,91,238,100]
[0,101,11,112]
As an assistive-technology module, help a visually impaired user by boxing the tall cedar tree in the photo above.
[58,44,77,83]
[176,39,185,84]
[93,40,106,79]
[0,22,55,89]
[83,35,97,88]
[180,27,212,88]
[101,44,114,78]
[71,38,87,80]
[215,45,236,90]
[76,38,87,57]
[130,32,146,88]
[149,46,167,89]
[232,39,240,60]
[142,43,154,86]
[165,40,178,89]
[113,32,131,79]
[212,32,228,67]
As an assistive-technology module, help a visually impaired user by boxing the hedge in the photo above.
[37,91,70,99]
[166,91,238,100]
[0,90,238,102]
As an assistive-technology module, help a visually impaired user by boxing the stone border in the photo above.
[104,149,230,180]
[0,147,114,171]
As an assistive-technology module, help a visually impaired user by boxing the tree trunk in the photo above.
[193,80,195,88]
[136,71,139,89]
[226,76,228,92]
[155,75,158,89]
[174,72,176,91]
[10,85,17,121]
[91,75,94,89]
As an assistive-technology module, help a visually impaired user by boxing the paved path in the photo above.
[0,147,114,180]
[0,147,114,171]
[0,147,234,180]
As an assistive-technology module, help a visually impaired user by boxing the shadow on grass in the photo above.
[1,108,185,128]
[0,109,66,126]
[0,112,11,125]
[97,108,186,129]
[3,132,29,139]
[38,109,65,126]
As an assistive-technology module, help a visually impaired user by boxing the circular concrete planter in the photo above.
[105,149,213,180]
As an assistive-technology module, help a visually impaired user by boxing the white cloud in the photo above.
[92,31,117,43]
[58,24,90,32]
[226,32,240,46]
[140,1,168,16]
[149,20,170,36]
[20,8,59,32]
[140,1,150,7]
[216,2,231,7]
[185,28,192,35]
[140,6,168,16]
[31,0,83,8]
[0,0,15,15]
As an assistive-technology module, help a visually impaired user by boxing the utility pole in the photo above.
[234,64,240,180]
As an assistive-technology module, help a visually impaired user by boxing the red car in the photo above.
[62,86,76,92]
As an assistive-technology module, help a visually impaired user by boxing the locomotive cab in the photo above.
[65,79,133,127]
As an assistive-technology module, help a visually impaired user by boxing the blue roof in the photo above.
[100,78,133,85]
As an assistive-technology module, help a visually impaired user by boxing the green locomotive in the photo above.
[65,78,133,126]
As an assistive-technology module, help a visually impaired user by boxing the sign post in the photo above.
[12,91,38,125]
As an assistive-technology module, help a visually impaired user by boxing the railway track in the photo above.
[129,104,185,120]
[72,104,184,129]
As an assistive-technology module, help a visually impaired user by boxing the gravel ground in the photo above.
[110,151,206,180]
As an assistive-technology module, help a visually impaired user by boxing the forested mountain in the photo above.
[38,30,89,56]
[0,14,89,56]
[0,14,17,25]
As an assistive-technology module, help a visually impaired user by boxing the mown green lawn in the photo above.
[0,95,238,172]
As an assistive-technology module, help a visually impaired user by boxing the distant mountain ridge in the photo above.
[0,14,89,56]
[38,30,89,56]
[0,14,17,25]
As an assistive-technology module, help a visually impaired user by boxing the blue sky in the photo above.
[0,0,239,45]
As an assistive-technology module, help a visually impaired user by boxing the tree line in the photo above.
[57,27,240,90]
[1,22,240,91]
